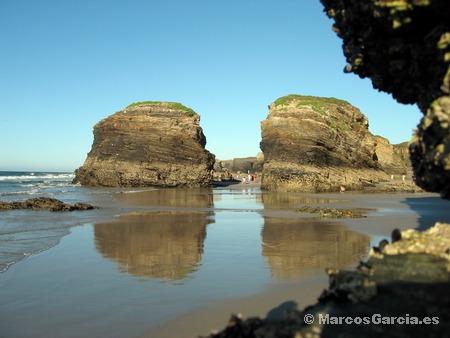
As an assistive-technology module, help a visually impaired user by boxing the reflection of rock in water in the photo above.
[262,217,369,280]
[94,211,213,280]
[261,192,344,210]
[116,188,214,209]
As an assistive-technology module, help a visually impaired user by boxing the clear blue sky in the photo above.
[0,0,421,172]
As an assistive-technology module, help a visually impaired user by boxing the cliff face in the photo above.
[320,0,450,197]
[216,153,264,174]
[372,137,411,175]
[260,95,389,192]
[73,102,215,188]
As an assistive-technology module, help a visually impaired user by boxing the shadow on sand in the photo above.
[402,196,450,231]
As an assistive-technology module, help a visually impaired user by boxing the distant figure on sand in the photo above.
[340,186,346,193]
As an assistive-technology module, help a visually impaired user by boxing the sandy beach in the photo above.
[1,183,449,338]
[146,273,328,338]
[143,188,450,338]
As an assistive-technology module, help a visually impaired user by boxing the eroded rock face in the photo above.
[260,95,389,192]
[372,136,410,175]
[216,154,264,173]
[73,102,215,188]
[320,0,450,197]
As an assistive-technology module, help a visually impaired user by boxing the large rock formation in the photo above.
[73,102,215,187]
[216,153,264,174]
[260,95,389,192]
[320,0,450,197]
[372,137,410,175]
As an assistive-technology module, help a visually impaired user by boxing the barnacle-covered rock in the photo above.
[320,0,450,198]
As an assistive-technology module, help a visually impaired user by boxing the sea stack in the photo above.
[73,102,215,188]
[321,0,450,197]
[260,95,389,192]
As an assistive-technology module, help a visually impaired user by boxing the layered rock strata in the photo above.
[73,102,215,188]
[215,153,264,174]
[320,0,450,197]
[372,137,410,175]
[260,95,389,192]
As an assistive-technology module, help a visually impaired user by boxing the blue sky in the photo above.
[0,0,421,172]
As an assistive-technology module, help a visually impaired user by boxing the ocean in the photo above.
[0,171,76,201]
[0,171,128,273]
[0,171,76,272]
[2,171,440,337]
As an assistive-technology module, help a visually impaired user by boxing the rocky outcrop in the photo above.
[260,95,389,192]
[73,102,215,188]
[216,153,264,174]
[296,206,368,218]
[320,0,450,198]
[372,137,410,175]
[0,197,96,211]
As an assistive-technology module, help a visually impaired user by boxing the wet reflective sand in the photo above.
[95,211,212,279]
[96,188,368,285]
[262,217,369,280]
[1,187,437,338]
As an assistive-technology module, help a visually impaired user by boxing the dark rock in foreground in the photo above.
[204,223,450,337]
[0,197,97,211]
[320,0,450,198]
[73,102,215,188]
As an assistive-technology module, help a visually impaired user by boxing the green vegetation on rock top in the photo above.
[274,94,350,117]
[125,101,197,116]
[393,141,409,148]
[274,94,350,107]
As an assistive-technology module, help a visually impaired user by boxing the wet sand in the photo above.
[1,186,449,338]
[144,189,450,338]
[146,274,328,338]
